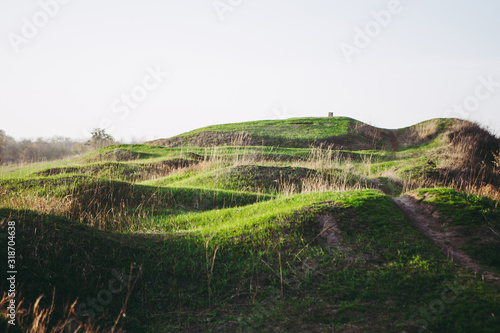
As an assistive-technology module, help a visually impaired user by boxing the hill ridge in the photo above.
[146,117,469,150]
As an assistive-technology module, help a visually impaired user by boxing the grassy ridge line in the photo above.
[145,117,462,149]
[1,117,499,331]
[0,157,79,179]
[174,117,355,138]
[2,190,499,332]
[82,145,329,163]
[0,175,271,204]
[0,143,432,182]
[147,165,316,193]
[0,176,273,230]
[0,145,363,179]
[147,117,379,149]
[156,189,384,238]
[32,159,201,183]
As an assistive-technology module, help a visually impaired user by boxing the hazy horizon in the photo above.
[1,0,499,141]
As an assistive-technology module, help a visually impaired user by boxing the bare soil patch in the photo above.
[392,194,500,285]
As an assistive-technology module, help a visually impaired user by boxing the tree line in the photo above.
[0,129,117,164]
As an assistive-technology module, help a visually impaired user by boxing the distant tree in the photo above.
[0,131,88,165]
[86,128,115,150]
[0,130,6,162]
[71,142,89,155]
[2,136,19,163]
[20,142,39,162]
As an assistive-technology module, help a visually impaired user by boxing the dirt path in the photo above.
[392,194,500,285]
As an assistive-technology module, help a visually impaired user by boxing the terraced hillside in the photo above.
[1,117,499,332]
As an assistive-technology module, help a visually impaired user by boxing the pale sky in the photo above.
[1,0,499,141]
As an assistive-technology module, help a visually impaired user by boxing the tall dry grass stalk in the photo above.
[400,121,439,147]
[0,179,162,231]
[278,178,298,197]
[230,147,266,167]
[133,160,201,182]
[277,173,367,197]
[353,122,384,148]
[437,121,500,199]
[0,265,141,332]
[493,150,500,170]
[306,144,345,172]
[1,192,73,217]
[301,173,362,193]
[212,143,372,197]
[0,290,101,333]
[360,153,373,178]
[229,131,253,146]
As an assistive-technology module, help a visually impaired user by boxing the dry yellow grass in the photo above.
[0,290,101,333]
[353,122,385,148]
[399,120,441,147]
[300,173,363,193]
[493,149,500,170]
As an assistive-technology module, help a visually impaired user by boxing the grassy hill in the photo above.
[146,117,462,150]
[1,117,499,332]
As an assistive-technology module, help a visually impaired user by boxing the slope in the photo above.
[0,117,499,332]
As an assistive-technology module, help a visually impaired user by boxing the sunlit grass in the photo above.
[1,117,499,332]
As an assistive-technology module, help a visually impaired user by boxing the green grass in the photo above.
[157,165,315,193]
[147,117,388,149]
[2,190,499,332]
[415,188,500,272]
[416,188,499,226]
[1,117,499,332]
[0,175,272,226]
[0,157,79,179]
[179,117,355,139]
[147,117,467,150]
[32,159,200,183]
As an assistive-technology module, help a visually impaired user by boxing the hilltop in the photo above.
[147,117,500,197]
[1,117,499,332]
[147,117,463,150]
